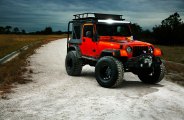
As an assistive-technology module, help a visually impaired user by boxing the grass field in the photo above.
[156,45,184,64]
[0,34,67,96]
[0,34,67,58]
[155,45,184,86]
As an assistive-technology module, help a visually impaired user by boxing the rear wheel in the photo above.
[95,56,124,88]
[65,51,82,76]
[138,63,165,84]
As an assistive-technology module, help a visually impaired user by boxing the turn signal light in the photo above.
[120,50,128,56]
[154,48,162,56]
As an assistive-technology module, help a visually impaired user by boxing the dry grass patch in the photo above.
[155,45,184,86]
[156,45,184,64]
[0,34,66,97]
[0,34,67,58]
[165,61,184,86]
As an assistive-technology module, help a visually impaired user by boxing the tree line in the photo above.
[131,12,184,45]
[153,12,184,45]
[0,26,26,34]
[0,26,68,35]
[0,12,183,45]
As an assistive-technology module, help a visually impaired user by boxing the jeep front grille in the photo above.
[132,46,148,57]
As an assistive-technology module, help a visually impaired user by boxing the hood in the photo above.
[99,36,152,46]
[120,40,152,46]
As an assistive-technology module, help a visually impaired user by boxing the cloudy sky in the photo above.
[0,0,184,32]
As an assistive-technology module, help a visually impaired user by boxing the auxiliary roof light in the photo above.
[98,19,130,24]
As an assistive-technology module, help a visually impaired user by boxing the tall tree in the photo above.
[130,23,142,39]
[161,12,182,29]
[0,27,5,34]
[5,26,12,34]
[43,27,53,34]
[153,12,184,45]
[21,29,26,34]
[13,27,20,34]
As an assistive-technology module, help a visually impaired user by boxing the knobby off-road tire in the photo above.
[95,56,124,88]
[65,51,82,76]
[138,63,165,84]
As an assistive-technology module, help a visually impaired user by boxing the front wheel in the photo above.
[138,63,165,84]
[95,56,124,88]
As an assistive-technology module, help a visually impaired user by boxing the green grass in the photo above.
[155,45,184,64]
[0,34,67,58]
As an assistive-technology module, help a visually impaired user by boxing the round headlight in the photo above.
[126,46,132,53]
[148,46,153,54]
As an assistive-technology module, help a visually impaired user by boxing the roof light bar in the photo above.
[98,19,130,24]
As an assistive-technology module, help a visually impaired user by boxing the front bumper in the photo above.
[124,54,162,71]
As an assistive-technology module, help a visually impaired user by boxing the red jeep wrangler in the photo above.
[65,13,165,88]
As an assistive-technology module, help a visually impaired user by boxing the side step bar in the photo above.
[81,56,98,61]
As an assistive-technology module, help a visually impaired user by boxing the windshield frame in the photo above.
[96,23,132,37]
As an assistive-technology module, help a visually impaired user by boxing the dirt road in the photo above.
[1,38,184,120]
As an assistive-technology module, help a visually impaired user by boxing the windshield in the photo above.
[96,24,131,37]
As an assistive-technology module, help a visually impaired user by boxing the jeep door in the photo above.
[81,24,98,57]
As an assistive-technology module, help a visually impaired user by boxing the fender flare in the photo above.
[100,49,120,57]
[67,45,81,58]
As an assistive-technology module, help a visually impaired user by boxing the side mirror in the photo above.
[86,31,92,38]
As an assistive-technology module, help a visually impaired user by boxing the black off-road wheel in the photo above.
[65,51,82,76]
[138,63,165,84]
[95,56,124,88]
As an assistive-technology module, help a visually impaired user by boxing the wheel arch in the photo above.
[67,45,81,58]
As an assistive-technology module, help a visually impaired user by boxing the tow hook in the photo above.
[139,55,153,68]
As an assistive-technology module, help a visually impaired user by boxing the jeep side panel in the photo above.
[80,23,99,57]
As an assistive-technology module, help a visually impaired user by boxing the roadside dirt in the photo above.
[0,38,184,120]
[165,61,184,86]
